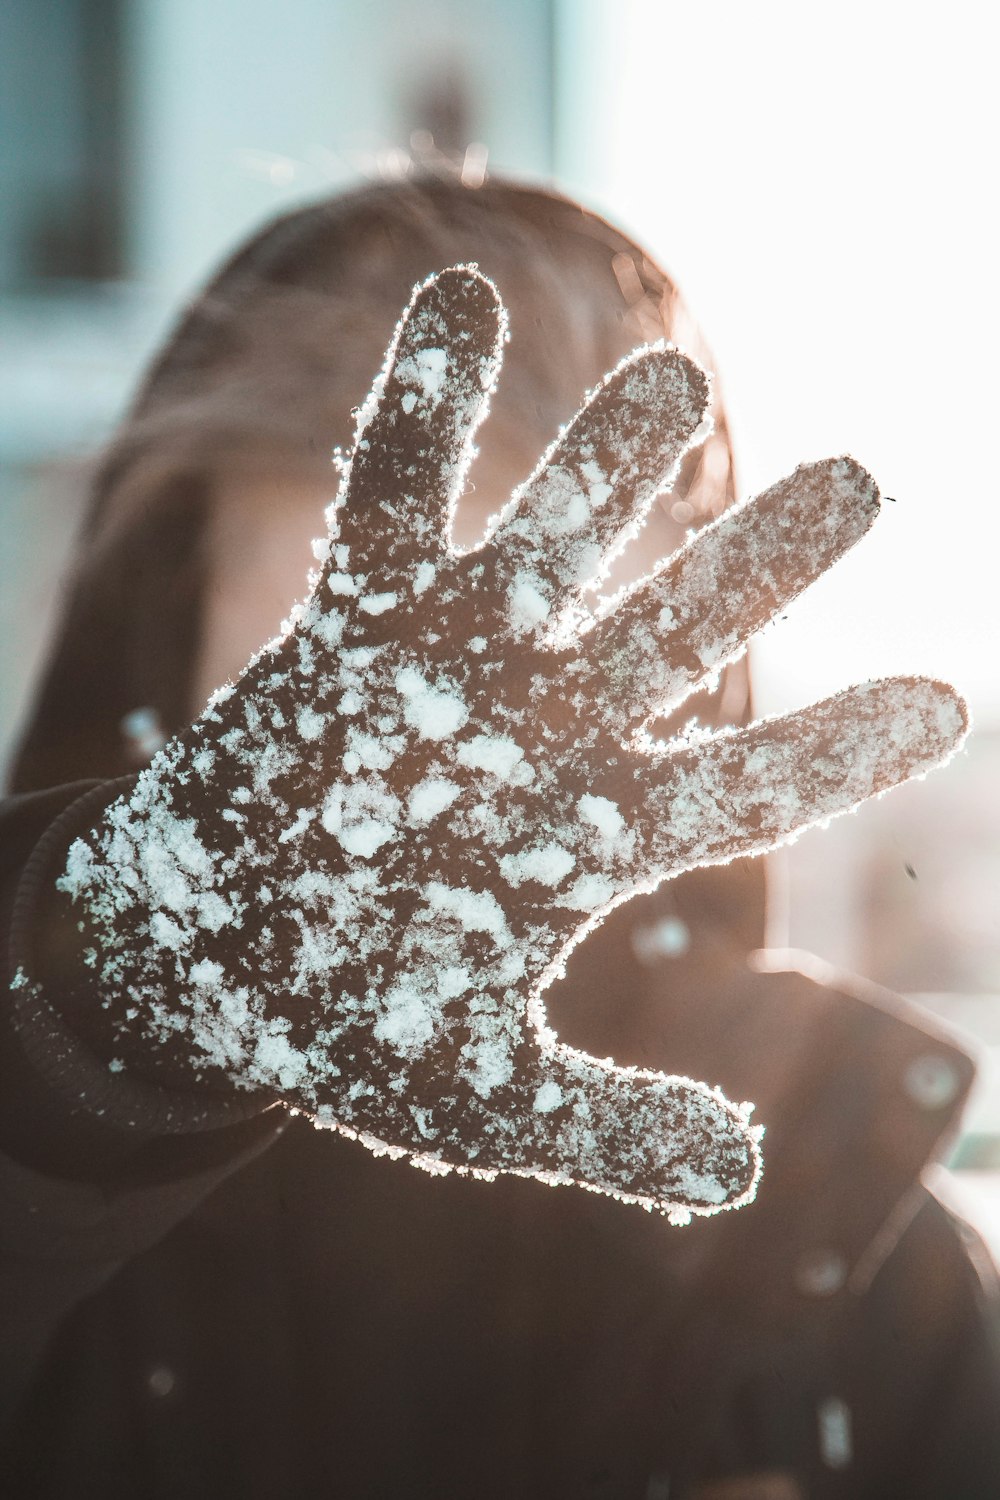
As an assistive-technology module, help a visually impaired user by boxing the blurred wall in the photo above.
[553,0,999,733]
[552,0,1000,990]
[0,0,555,775]
[125,0,552,301]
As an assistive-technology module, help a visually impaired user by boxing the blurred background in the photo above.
[1,0,998,1241]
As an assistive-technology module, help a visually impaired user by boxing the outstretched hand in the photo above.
[51,267,967,1218]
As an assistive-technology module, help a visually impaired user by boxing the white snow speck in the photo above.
[499,842,575,888]
[321,783,401,859]
[456,734,524,779]
[296,706,326,742]
[311,607,345,651]
[56,839,95,900]
[278,806,315,844]
[562,873,616,912]
[346,728,400,772]
[425,881,509,938]
[189,958,225,988]
[534,1079,564,1113]
[407,776,460,825]
[360,591,398,616]
[395,345,448,407]
[508,572,551,634]
[149,912,185,950]
[578,793,625,841]
[395,665,469,741]
[374,981,436,1052]
[581,459,613,509]
[327,572,357,596]
[253,1032,307,1092]
[337,820,397,859]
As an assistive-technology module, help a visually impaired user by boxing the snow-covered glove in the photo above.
[28,267,967,1219]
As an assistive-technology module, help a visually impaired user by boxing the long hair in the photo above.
[8,175,746,792]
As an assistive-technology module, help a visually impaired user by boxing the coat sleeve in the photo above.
[0,783,286,1433]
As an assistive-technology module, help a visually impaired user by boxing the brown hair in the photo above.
[9,175,745,794]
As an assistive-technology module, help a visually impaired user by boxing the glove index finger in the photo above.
[330,266,506,588]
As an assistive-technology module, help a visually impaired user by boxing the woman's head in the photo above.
[109,177,735,530]
[10,174,744,791]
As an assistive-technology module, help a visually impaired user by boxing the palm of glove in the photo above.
[58,268,966,1217]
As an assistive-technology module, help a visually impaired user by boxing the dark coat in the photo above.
[3,183,1000,1499]
[4,780,1000,1498]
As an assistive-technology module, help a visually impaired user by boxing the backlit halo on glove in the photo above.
[49,266,968,1221]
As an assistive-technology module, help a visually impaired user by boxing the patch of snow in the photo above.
[578,793,625,841]
[456,733,524,779]
[394,345,448,408]
[499,842,575,888]
[395,665,468,741]
[360,591,398,615]
[296,706,326,742]
[425,880,509,938]
[407,776,460,825]
[508,572,551,634]
[534,1079,564,1113]
[562,873,615,912]
[326,572,357,596]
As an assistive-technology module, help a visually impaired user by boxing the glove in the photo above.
[23,266,967,1219]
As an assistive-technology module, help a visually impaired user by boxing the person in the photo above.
[1,173,998,1498]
